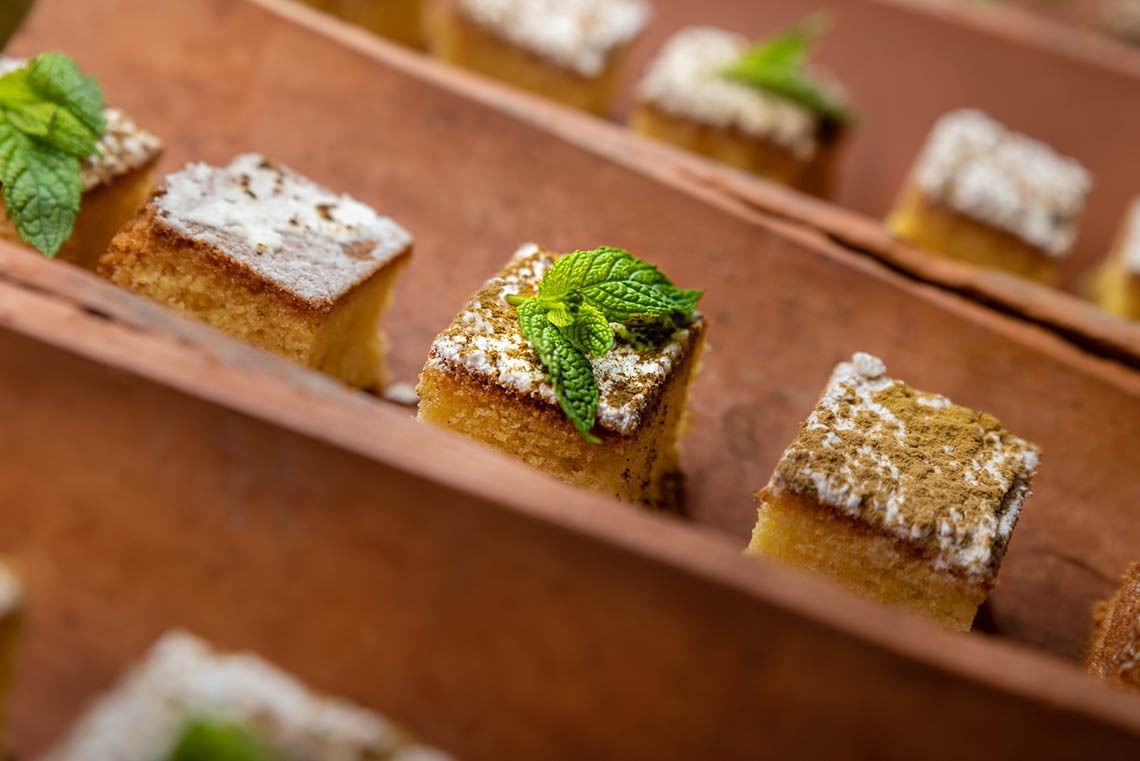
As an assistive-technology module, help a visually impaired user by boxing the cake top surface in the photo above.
[767,352,1040,582]
[0,56,163,191]
[1121,198,1140,274]
[425,243,701,436]
[637,26,820,158]
[154,153,413,309]
[912,109,1091,258]
[1089,563,1140,688]
[0,562,21,617]
[42,630,408,761]
[457,0,651,77]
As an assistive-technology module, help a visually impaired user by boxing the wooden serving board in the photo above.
[2,0,1140,758]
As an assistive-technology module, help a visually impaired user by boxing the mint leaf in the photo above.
[562,302,613,358]
[509,248,701,442]
[0,124,82,256]
[0,52,107,256]
[720,13,853,124]
[26,53,106,135]
[517,298,600,443]
[167,720,276,761]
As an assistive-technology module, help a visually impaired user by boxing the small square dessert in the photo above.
[433,0,651,115]
[1087,199,1140,321]
[631,26,848,196]
[0,56,163,271]
[298,0,429,48]
[887,109,1091,285]
[417,243,706,510]
[100,154,413,391]
[0,563,23,754]
[41,630,456,760]
[1087,563,1140,691]
[747,352,1040,631]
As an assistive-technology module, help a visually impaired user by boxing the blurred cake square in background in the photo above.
[887,109,1091,285]
[433,0,651,115]
[632,20,852,197]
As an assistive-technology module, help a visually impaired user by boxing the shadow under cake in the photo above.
[416,243,705,510]
[39,630,456,761]
[99,154,412,392]
[747,352,1040,632]
[433,0,651,115]
[887,109,1090,285]
[0,57,163,270]
[631,27,845,196]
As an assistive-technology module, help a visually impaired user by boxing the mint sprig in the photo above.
[167,719,277,761]
[719,14,853,125]
[0,52,106,256]
[507,247,702,442]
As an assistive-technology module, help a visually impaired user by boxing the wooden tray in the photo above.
[3,0,1140,758]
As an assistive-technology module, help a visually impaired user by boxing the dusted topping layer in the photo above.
[912,110,1091,258]
[425,243,700,436]
[457,0,651,77]
[155,154,413,308]
[41,631,404,761]
[81,108,163,190]
[637,27,819,158]
[766,352,1039,583]
[0,56,163,191]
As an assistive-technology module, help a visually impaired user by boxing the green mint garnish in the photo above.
[0,52,106,256]
[167,720,277,761]
[719,14,853,125]
[506,247,702,443]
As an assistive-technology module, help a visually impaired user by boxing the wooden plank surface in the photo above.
[3,0,1140,756]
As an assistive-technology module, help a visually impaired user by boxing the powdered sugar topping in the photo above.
[912,110,1091,258]
[637,27,820,158]
[458,0,651,77]
[767,352,1040,583]
[155,154,412,308]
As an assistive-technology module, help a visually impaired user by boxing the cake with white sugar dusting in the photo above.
[631,26,849,195]
[1088,198,1140,321]
[434,0,651,114]
[888,109,1091,284]
[100,154,413,391]
[40,630,458,761]
[417,243,706,510]
[747,352,1040,631]
[0,55,163,270]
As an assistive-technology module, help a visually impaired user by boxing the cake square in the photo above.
[887,109,1091,285]
[42,631,456,760]
[1087,562,1140,691]
[298,0,429,48]
[0,56,163,270]
[416,243,706,510]
[631,26,845,196]
[0,563,23,754]
[1087,198,1140,321]
[433,0,651,114]
[747,352,1040,631]
[99,153,413,391]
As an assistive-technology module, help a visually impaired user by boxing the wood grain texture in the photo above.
[3,0,1140,757]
